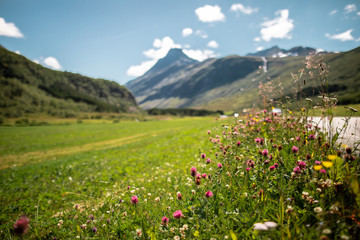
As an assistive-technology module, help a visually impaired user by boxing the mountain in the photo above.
[126,47,360,111]
[0,46,138,118]
[126,48,198,99]
[247,46,324,58]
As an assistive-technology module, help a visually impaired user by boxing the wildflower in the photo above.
[205,191,213,198]
[298,161,306,169]
[293,166,301,174]
[136,229,142,237]
[274,163,279,168]
[177,192,183,200]
[155,197,160,202]
[195,178,201,185]
[201,153,206,159]
[92,227,97,233]
[237,141,241,147]
[313,165,322,171]
[217,163,222,168]
[13,216,30,235]
[269,165,276,171]
[161,216,169,225]
[253,221,277,230]
[174,236,180,240]
[190,167,197,177]
[308,134,315,140]
[264,221,278,228]
[346,147,352,154]
[262,149,269,157]
[292,146,299,153]
[207,130,211,135]
[89,214,94,220]
[286,206,293,214]
[202,173,207,178]
[278,145,283,151]
[81,224,87,229]
[131,196,138,205]
[327,155,337,161]
[206,158,211,164]
[315,160,321,165]
[322,161,333,168]
[173,210,183,219]
[314,207,323,213]
[246,167,251,171]
[247,159,254,168]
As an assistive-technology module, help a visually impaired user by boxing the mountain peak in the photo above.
[160,48,197,63]
[144,48,198,75]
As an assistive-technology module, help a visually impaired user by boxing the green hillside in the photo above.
[198,47,360,111]
[0,46,138,118]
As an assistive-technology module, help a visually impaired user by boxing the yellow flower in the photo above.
[272,107,275,110]
[322,161,333,168]
[289,111,293,114]
[313,165,322,171]
[327,155,337,161]
[341,144,348,149]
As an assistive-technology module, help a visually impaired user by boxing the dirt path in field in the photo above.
[0,129,176,170]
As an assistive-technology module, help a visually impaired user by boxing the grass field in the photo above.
[0,117,217,238]
[1,112,359,239]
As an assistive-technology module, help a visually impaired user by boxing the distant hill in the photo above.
[0,46,138,118]
[126,47,360,111]
[246,46,327,58]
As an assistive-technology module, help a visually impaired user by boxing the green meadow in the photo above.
[0,118,216,238]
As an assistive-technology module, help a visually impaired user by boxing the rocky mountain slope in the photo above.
[126,46,360,111]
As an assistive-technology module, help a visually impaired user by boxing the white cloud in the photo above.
[126,60,157,77]
[15,50,20,54]
[195,30,208,39]
[33,59,40,64]
[0,17,24,38]
[182,28,193,37]
[230,3,258,15]
[329,10,337,15]
[325,29,354,41]
[183,49,218,61]
[256,46,264,51]
[44,57,62,70]
[127,35,220,77]
[344,4,357,14]
[207,40,219,48]
[195,5,225,23]
[143,36,181,60]
[260,9,294,42]
[357,11,360,15]
[254,37,261,42]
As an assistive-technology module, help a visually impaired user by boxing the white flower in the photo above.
[253,223,268,230]
[264,221,277,228]
[254,222,277,230]
[314,207,323,213]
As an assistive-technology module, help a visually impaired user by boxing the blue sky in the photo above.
[1,0,359,84]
